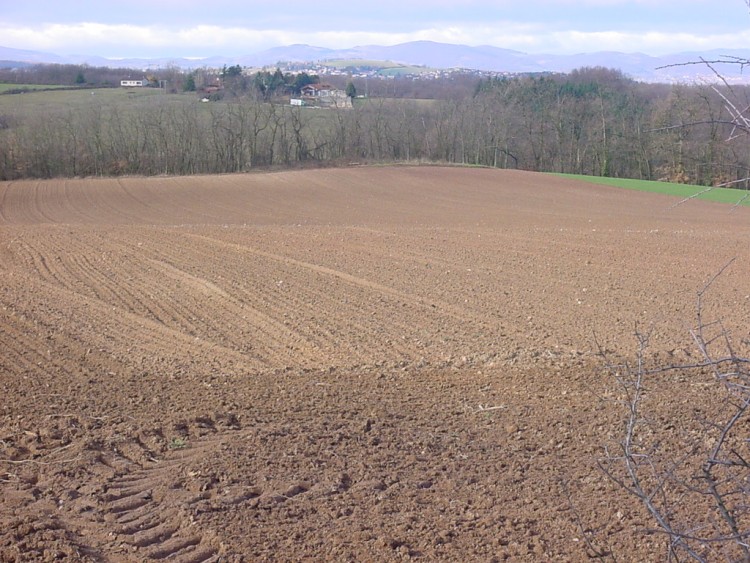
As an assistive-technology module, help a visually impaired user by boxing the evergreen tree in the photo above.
[184,73,196,92]
[346,81,357,99]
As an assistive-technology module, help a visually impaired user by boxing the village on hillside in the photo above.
[117,59,520,106]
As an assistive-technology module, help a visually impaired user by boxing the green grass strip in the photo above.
[0,83,70,93]
[555,173,750,207]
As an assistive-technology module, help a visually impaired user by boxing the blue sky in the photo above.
[2,0,750,58]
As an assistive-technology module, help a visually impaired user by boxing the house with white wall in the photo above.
[120,79,149,87]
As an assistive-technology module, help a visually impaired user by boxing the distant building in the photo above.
[299,83,352,108]
[301,84,334,97]
[120,79,149,87]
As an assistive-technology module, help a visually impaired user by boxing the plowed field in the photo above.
[1,166,749,561]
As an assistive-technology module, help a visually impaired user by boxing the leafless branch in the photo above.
[669,186,716,209]
[656,57,750,73]
[731,191,750,210]
[646,120,742,134]
[560,476,616,560]
[600,260,750,561]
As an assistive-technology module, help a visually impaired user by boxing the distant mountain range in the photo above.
[2,41,749,83]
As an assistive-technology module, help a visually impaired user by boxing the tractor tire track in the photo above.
[67,434,230,562]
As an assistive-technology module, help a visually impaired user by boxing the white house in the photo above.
[120,79,149,87]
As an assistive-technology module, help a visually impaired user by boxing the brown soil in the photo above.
[1,166,749,561]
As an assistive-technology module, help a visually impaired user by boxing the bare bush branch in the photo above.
[600,261,750,561]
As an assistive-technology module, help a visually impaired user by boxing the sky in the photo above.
[2,0,750,59]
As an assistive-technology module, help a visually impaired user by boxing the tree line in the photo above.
[0,65,748,186]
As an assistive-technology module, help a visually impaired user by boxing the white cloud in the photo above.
[0,23,280,56]
[2,19,750,58]
[545,29,750,55]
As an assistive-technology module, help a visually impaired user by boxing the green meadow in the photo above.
[0,83,72,93]
[323,59,433,76]
[557,173,750,207]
